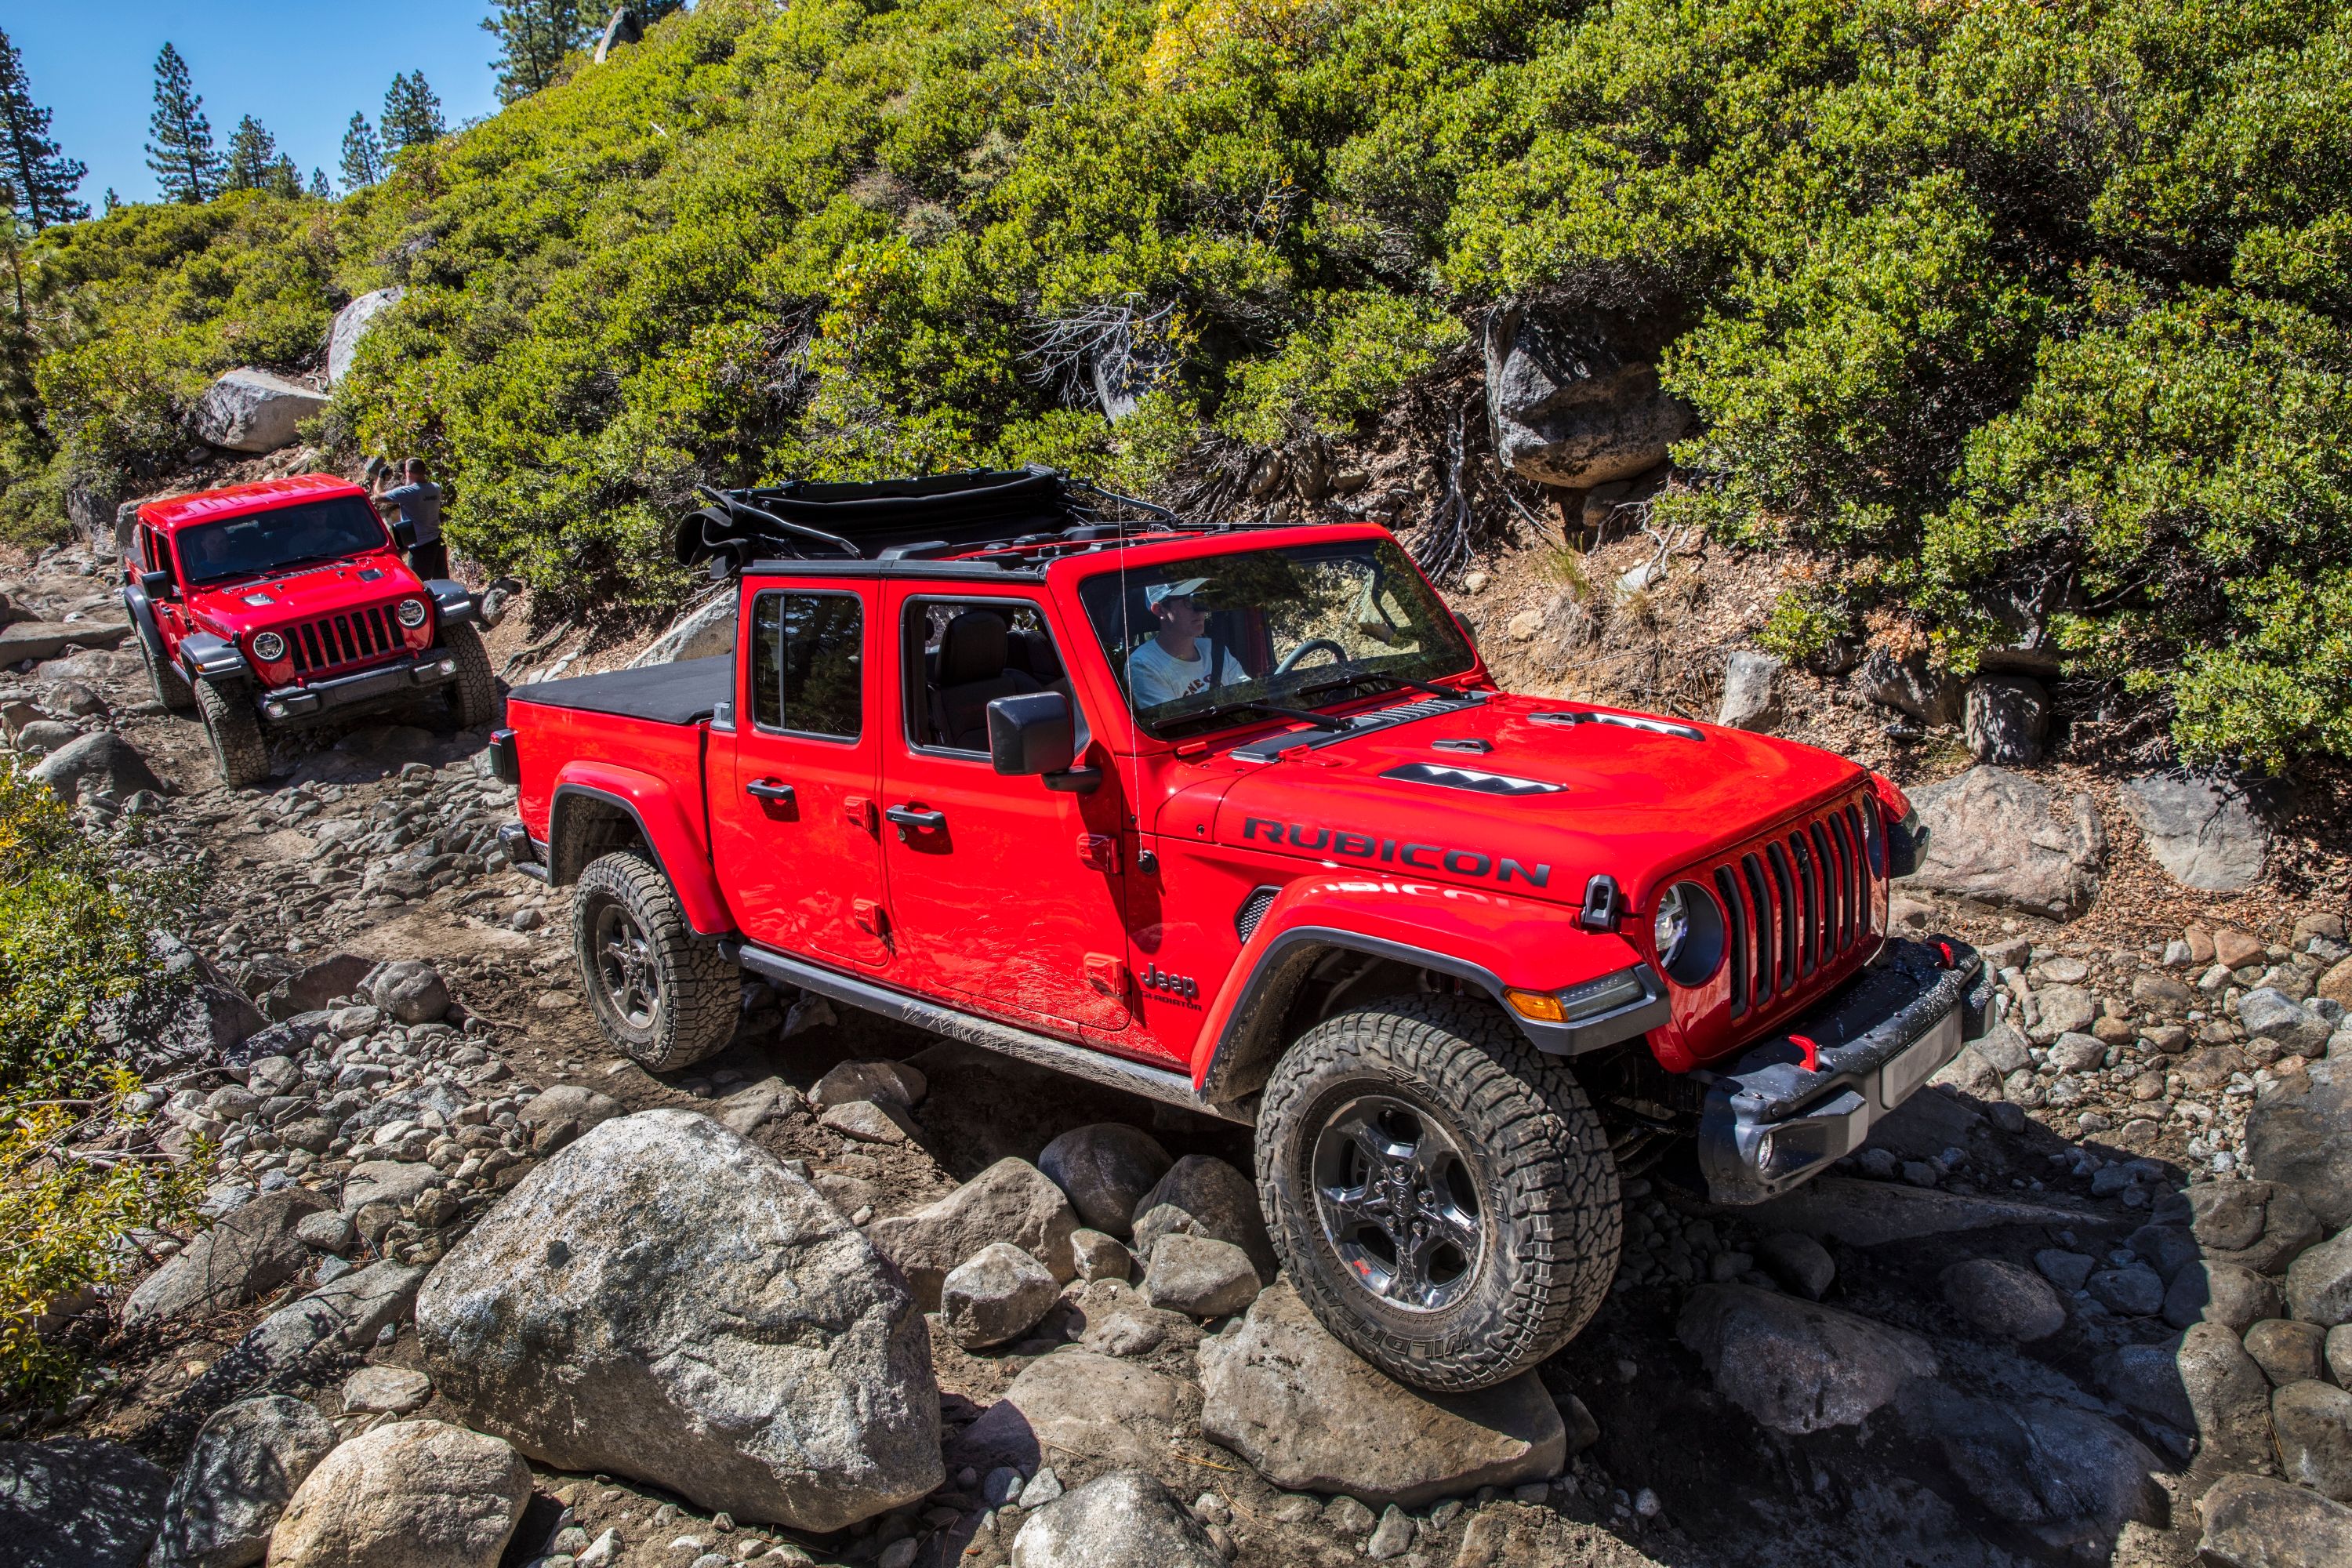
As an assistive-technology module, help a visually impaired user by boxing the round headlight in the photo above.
[395,597,429,629]
[1653,884,1690,967]
[251,631,286,662]
[1655,880,1728,986]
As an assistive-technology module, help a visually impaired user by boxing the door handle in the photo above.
[884,804,946,832]
[746,779,796,804]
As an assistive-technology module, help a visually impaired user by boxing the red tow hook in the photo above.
[1936,940,1955,969]
[1789,1033,1820,1073]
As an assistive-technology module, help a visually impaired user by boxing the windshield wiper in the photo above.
[1295,667,1465,702]
[1191,699,1349,734]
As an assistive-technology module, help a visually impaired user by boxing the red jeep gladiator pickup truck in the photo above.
[493,467,1990,1392]
[121,474,496,786]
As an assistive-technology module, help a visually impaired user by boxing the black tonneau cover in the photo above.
[507,656,730,725]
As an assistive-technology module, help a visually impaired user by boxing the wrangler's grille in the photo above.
[1712,798,1874,1018]
[285,606,405,677]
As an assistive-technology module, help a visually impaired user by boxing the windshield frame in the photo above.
[1074,534,1477,742]
[174,496,394,588]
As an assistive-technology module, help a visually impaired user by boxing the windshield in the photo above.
[1078,537,1475,738]
[176,496,390,586]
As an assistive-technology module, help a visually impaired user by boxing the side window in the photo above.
[749,591,863,740]
[903,598,1073,753]
[142,527,166,575]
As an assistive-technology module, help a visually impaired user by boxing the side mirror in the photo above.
[390,517,418,550]
[137,569,174,602]
[987,691,1076,777]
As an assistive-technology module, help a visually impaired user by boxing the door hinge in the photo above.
[852,898,889,937]
[1084,953,1128,997]
[1076,833,1120,873]
[844,795,877,832]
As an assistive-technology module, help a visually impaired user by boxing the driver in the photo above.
[1127,577,1248,708]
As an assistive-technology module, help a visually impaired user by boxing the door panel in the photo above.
[879,586,1142,1040]
[714,584,889,969]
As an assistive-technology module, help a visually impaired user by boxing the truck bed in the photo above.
[506,656,730,724]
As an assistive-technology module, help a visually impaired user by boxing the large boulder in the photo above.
[1894,1384,2161,1555]
[1010,1472,1227,1568]
[326,288,402,386]
[867,1156,1078,1309]
[1940,1258,2066,1341]
[2286,1229,2352,1328]
[258,954,375,1022]
[629,593,736,667]
[416,1109,940,1530]
[2122,771,2269,892]
[1964,677,2049,765]
[30,731,161,808]
[0,619,131,664]
[148,1396,337,1568]
[2245,1078,2352,1231]
[0,1438,169,1568]
[1716,650,1784,732]
[1197,1282,1565,1507]
[1038,1123,1171,1238]
[367,960,451,1025]
[122,1189,328,1329]
[2191,1180,2325,1275]
[941,1243,1060,1350]
[1130,1154,1277,1283]
[230,1260,427,1379]
[1857,649,1962,728]
[2198,1473,2352,1568]
[1898,765,2104,920]
[191,368,328,454]
[1676,1284,1936,1436]
[1483,303,1688,488]
[949,1350,1189,1479]
[2272,1381,2352,1500]
[2179,1320,2279,1477]
[266,1419,528,1568]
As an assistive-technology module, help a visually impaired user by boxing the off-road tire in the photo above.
[441,622,500,729]
[572,851,736,1073]
[1256,993,1621,1392]
[142,636,194,712]
[194,679,270,788]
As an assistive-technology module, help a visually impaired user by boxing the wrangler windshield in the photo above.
[1078,537,1475,739]
[176,496,390,586]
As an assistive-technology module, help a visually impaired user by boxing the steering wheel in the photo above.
[1273,638,1348,677]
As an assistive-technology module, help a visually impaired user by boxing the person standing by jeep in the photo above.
[374,459,447,579]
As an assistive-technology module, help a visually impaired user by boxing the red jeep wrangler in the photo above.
[121,474,497,786]
[494,468,1990,1391]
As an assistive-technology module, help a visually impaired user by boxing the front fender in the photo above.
[121,585,165,663]
[1192,873,1659,1093]
[548,762,731,936]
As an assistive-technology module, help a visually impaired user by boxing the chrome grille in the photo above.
[1714,798,1876,1018]
[286,605,403,676]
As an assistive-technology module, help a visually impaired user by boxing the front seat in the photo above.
[931,611,1040,750]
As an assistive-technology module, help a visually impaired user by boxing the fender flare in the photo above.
[120,584,166,664]
[548,769,732,936]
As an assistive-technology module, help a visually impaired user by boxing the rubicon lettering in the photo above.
[1239,817,1552,887]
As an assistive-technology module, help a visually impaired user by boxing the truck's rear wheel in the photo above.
[1256,993,1621,1392]
[194,680,270,787]
[142,637,194,713]
[572,851,735,1072]
[441,623,499,729]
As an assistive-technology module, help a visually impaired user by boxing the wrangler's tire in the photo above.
[143,636,194,712]
[1256,993,1621,1392]
[441,622,499,729]
[572,851,736,1073]
[194,679,270,787]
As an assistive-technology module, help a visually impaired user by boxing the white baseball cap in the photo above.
[1145,577,1210,609]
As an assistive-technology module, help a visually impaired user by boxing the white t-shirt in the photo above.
[1127,638,1247,708]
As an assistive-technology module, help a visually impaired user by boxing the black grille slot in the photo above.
[1715,866,1748,1018]
[1740,853,1773,1003]
[1765,842,1798,988]
[1234,885,1279,944]
[1790,833,1818,977]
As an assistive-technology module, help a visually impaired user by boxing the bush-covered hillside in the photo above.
[2,0,2347,768]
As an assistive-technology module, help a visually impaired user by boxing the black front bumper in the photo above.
[1694,938,1993,1206]
[255,650,461,724]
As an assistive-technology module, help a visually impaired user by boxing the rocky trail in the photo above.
[7,527,2352,1568]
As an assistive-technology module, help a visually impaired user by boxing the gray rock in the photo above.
[950,1351,1189,1479]
[343,1365,434,1415]
[2198,1472,2352,1568]
[808,1059,925,1112]
[1130,1155,1276,1284]
[0,619,132,664]
[1198,1282,1565,1507]
[1365,1504,1416,1561]
[1716,651,1783,732]
[1037,1123,1172,1239]
[2243,989,2335,1054]
[2087,1265,2166,1317]
[1940,1258,2066,1341]
[1008,1471,1225,1568]
[1751,1232,1835,1299]
[941,1243,1060,1350]
[2037,1249,2096,1293]
[868,1157,1080,1311]
[517,1084,622,1132]
[1069,1229,1132,1283]
[1894,1384,2161,1553]
[0,1438,169,1568]
[2180,1319,2280,1475]
[294,1210,357,1254]
[629,594,737,667]
[2248,1080,2352,1232]
[326,288,402,386]
[1483,303,1687,488]
[148,1396,336,1568]
[2193,1179,2325,1273]
[123,1189,329,1328]
[192,368,327,453]
[818,1098,915,1143]
[2044,1023,2105,1064]
[368,961,450,1025]
[1142,1233,1261,1319]
[1857,648,1962,727]
[2131,1222,2205,1284]
[260,955,374,1022]
[2122,772,2269,892]
[713,1076,799,1136]
[2094,1341,2197,1432]
[417,1109,939,1530]
[340,1160,441,1216]
[234,1261,427,1377]
[13,717,77,753]
[2333,1324,2352,1388]
[1965,677,2048,765]
[1904,768,2103,922]
[2245,1319,2330,1389]
[267,1419,528,1568]
[2286,1228,2352,1327]
[1677,1284,1936,1435]
[2168,1261,2285,1333]
[31,730,163,808]
[2273,1381,2352,1501]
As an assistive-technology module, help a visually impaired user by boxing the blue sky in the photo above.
[9,2,508,203]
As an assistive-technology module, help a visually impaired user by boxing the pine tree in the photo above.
[0,28,86,229]
[308,166,332,199]
[103,187,118,214]
[266,154,300,198]
[339,112,383,190]
[482,1,591,105]
[222,114,278,191]
[145,44,221,202]
[381,72,445,154]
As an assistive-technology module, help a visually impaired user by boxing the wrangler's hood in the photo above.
[187,550,423,637]
[1206,693,1867,908]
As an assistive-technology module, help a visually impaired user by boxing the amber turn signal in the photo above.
[1504,988,1566,1022]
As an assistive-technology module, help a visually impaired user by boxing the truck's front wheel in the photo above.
[441,623,499,729]
[1256,994,1621,1392]
[142,637,194,713]
[194,680,270,787]
[572,851,736,1073]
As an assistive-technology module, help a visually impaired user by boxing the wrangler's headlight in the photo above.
[1654,885,1690,968]
[395,597,429,629]
[1655,880,1727,985]
[251,631,286,662]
